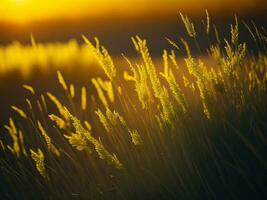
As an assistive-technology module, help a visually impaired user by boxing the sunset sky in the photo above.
[0,0,266,23]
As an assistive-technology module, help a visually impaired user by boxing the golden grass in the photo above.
[0,12,267,199]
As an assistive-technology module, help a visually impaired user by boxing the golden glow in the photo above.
[1,0,104,23]
[0,0,265,23]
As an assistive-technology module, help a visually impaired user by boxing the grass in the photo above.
[0,39,97,78]
[0,12,267,199]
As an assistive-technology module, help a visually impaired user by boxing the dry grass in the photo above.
[0,12,267,200]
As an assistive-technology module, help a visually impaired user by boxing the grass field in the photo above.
[0,13,267,199]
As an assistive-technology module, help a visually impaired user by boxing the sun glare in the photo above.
[10,0,24,3]
[0,0,265,23]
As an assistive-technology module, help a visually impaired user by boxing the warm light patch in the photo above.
[0,0,265,23]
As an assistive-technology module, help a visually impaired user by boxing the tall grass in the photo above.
[0,12,267,199]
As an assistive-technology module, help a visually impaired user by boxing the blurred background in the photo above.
[0,0,266,125]
[0,0,267,55]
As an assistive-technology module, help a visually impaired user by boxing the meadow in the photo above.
[0,12,267,199]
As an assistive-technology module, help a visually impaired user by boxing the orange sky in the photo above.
[0,0,266,23]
